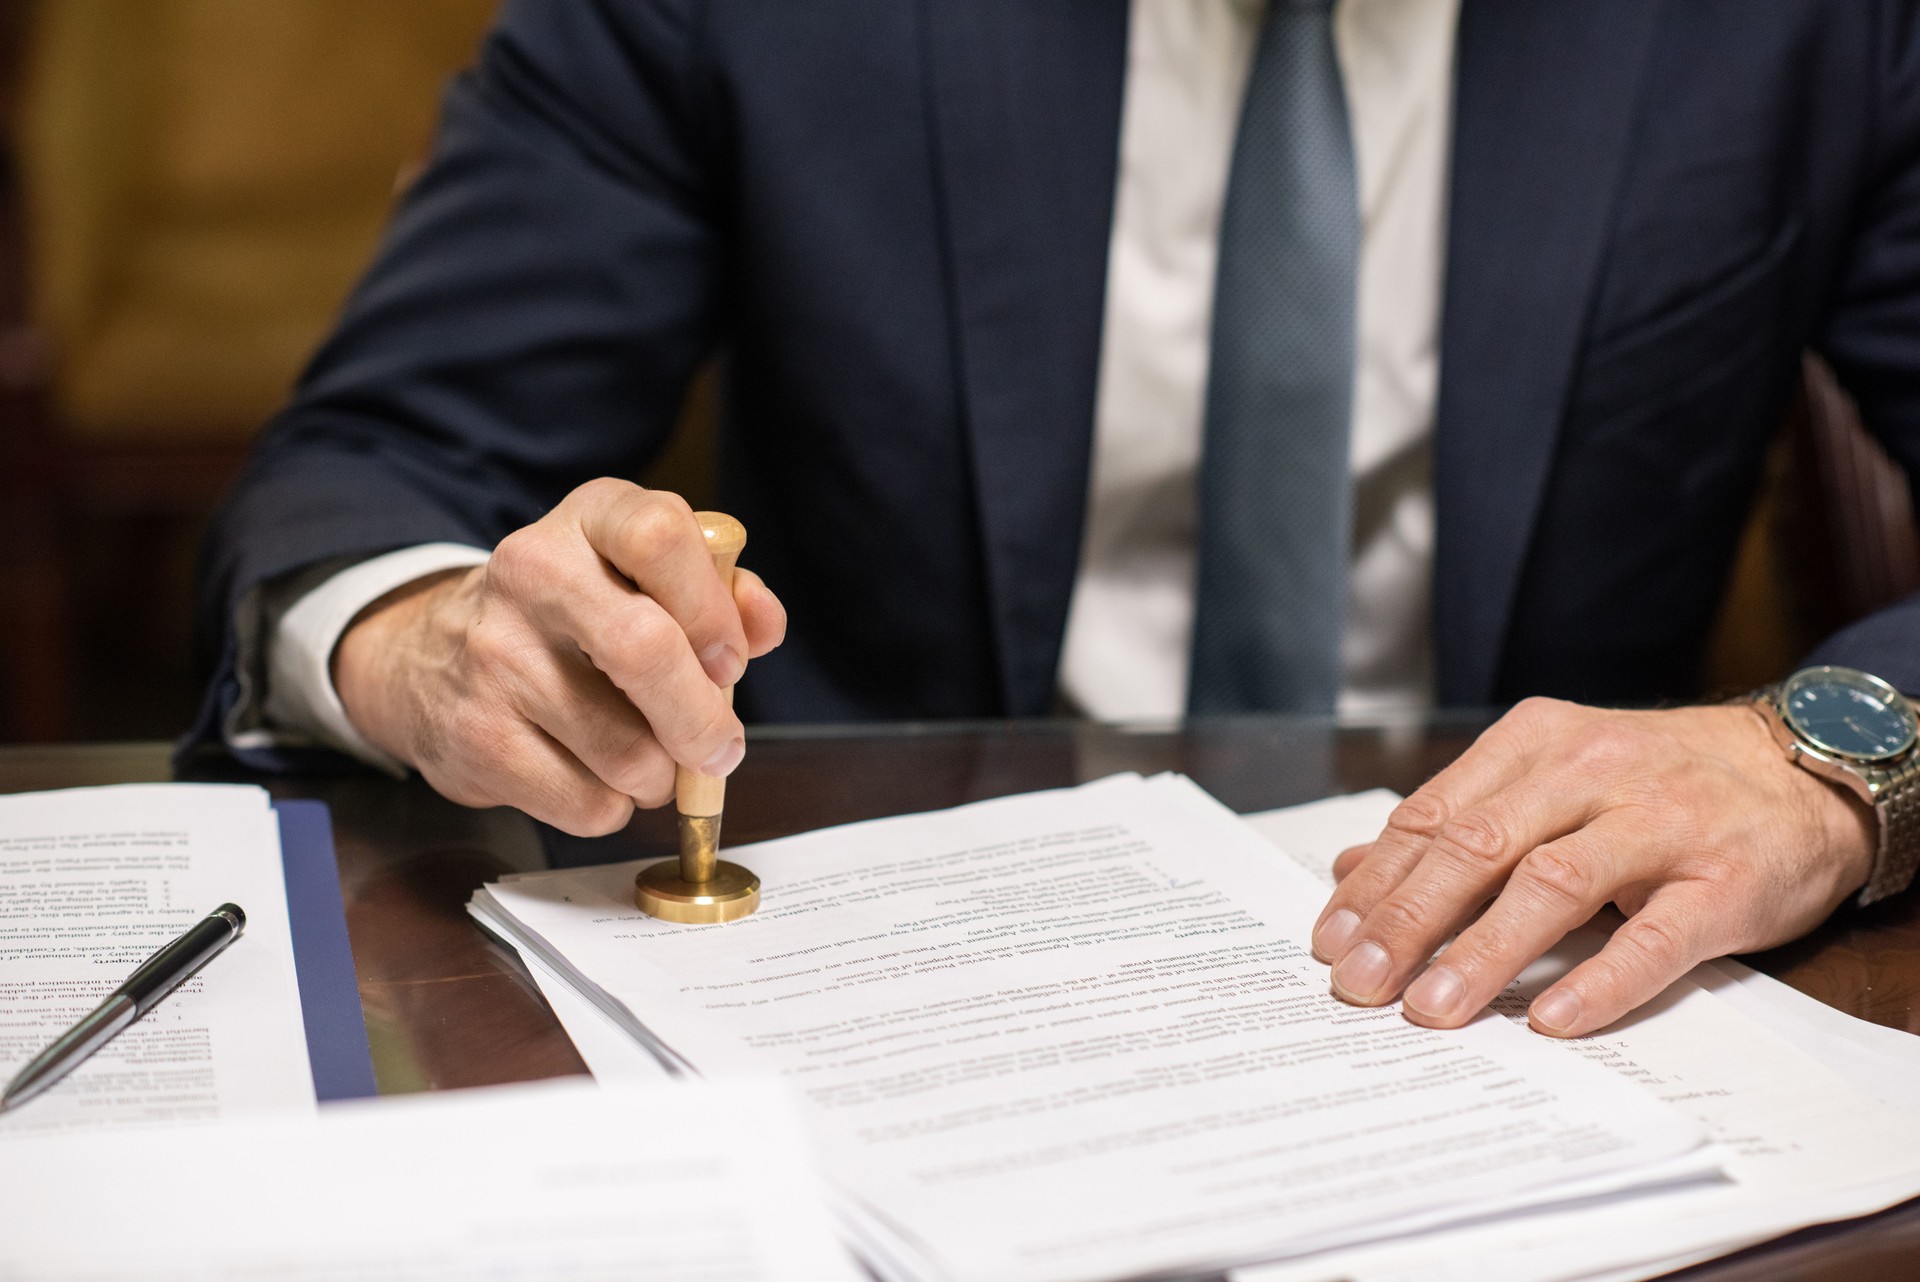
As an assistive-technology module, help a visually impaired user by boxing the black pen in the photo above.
[1,903,247,1113]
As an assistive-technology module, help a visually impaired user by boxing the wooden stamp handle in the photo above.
[674,512,746,822]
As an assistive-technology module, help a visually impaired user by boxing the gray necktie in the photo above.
[1187,0,1359,714]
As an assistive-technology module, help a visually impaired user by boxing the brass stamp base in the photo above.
[634,859,761,924]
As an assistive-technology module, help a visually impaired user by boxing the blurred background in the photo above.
[0,0,1913,748]
[0,0,717,746]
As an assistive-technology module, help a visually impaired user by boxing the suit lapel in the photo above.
[920,0,1128,715]
[1434,0,1667,705]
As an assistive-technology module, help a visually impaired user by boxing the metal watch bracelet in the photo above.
[1863,752,1920,905]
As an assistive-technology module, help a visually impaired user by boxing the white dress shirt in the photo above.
[239,0,1459,764]
[1059,0,1458,721]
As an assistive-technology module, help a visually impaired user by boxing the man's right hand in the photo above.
[332,480,787,835]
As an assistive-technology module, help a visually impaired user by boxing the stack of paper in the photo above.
[0,784,316,1137]
[1233,791,1920,1282]
[1,1077,861,1281]
[471,773,1805,1282]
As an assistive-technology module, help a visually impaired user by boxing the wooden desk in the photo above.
[6,718,1920,1280]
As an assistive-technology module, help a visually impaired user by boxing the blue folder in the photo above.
[273,799,378,1102]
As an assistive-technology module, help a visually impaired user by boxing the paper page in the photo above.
[1699,957,1920,1109]
[482,775,1700,1282]
[0,784,315,1137]
[1237,968,1920,1282]
[0,1077,862,1281]
[1233,790,1920,1282]
[492,903,1726,1282]
[1240,788,1404,886]
[1246,791,1920,1104]
[473,899,677,1085]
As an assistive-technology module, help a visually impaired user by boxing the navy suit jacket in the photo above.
[194,0,1920,747]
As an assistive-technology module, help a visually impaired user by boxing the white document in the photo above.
[0,1077,861,1282]
[1700,956,1920,1110]
[475,774,1703,1282]
[504,913,677,1086]
[0,784,315,1137]
[1235,790,1920,1282]
[1245,790,1920,1107]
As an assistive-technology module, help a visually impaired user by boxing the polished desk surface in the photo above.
[6,716,1920,1281]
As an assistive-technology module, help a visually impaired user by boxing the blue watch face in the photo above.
[1782,667,1918,762]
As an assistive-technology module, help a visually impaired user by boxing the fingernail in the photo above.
[1332,941,1390,1002]
[701,738,745,778]
[701,642,745,687]
[1531,988,1582,1035]
[1314,909,1360,960]
[1405,965,1465,1022]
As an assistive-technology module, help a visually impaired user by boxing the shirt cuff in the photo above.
[255,543,492,775]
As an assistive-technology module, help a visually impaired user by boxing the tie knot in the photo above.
[1276,0,1336,11]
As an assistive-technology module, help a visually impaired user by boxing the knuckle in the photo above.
[575,476,636,507]
[617,494,695,567]
[1433,810,1513,872]
[1570,721,1638,774]
[1338,869,1399,909]
[651,488,696,519]
[602,606,681,685]
[568,791,635,839]
[603,733,672,801]
[630,766,676,810]
[1365,894,1431,944]
[487,526,557,600]
[1508,696,1568,731]
[1386,792,1451,840]
[522,760,634,836]
[618,601,676,652]
[1516,842,1595,910]
[1614,913,1689,974]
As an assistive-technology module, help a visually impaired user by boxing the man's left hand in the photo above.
[1311,698,1877,1037]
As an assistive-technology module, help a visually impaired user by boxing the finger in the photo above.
[475,536,744,777]
[1332,844,1369,881]
[733,568,788,659]
[513,646,678,810]
[423,722,636,838]
[567,591,744,777]
[1326,772,1602,1006]
[573,482,750,686]
[1525,885,1722,1037]
[1398,821,1635,1027]
[1311,699,1571,959]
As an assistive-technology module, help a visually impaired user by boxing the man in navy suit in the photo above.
[198,1,1920,1036]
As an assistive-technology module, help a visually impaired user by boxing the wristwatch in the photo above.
[1754,665,1920,905]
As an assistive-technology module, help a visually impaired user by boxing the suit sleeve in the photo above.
[184,0,725,763]
[1809,2,1920,694]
